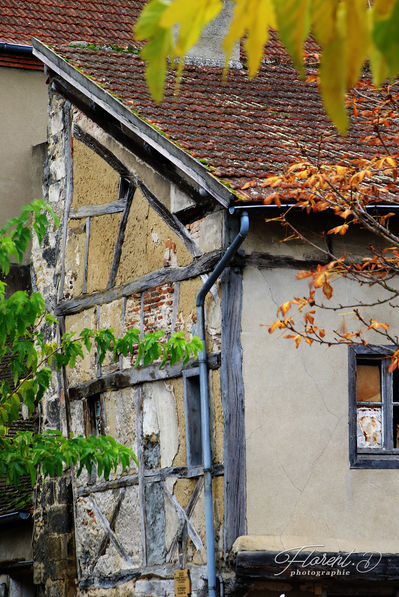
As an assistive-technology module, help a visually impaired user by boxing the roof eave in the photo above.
[32,38,234,208]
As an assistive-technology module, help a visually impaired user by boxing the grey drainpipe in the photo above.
[0,43,33,55]
[196,210,249,597]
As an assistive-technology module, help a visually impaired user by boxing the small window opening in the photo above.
[350,346,399,467]
[356,359,382,449]
[85,394,105,437]
[183,369,202,467]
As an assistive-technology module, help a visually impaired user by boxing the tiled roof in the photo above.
[0,417,38,516]
[0,0,145,46]
[50,42,378,201]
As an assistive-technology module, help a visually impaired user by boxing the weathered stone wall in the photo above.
[33,475,77,597]
[33,85,225,596]
[31,90,77,597]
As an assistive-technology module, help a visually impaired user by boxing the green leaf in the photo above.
[373,0,399,79]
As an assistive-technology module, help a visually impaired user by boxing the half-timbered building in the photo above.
[27,4,399,597]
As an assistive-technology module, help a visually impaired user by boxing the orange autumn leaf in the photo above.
[327,223,349,236]
[323,280,333,299]
[297,269,312,280]
[278,301,292,316]
[368,319,389,331]
[268,320,286,333]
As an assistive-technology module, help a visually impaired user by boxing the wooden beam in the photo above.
[82,217,90,295]
[136,387,147,566]
[89,488,126,573]
[56,79,217,220]
[220,212,247,553]
[220,266,246,553]
[235,550,399,582]
[68,352,221,401]
[107,182,135,289]
[138,182,201,258]
[76,463,223,497]
[245,252,330,270]
[69,200,126,219]
[56,250,224,316]
[58,101,74,301]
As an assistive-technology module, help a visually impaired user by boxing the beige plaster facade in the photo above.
[241,248,399,554]
[0,67,47,226]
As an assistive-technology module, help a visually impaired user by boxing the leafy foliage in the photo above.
[261,81,399,368]
[135,0,399,132]
[0,202,202,486]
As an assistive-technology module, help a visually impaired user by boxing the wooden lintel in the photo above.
[56,251,223,316]
[69,200,126,219]
[235,550,399,583]
[79,562,194,589]
[69,352,221,400]
[245,252,330,270]
[76,462,223,497]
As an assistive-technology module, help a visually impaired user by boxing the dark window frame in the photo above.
[84,394,106,438]
[182,368,203,468]
[349,344,399,469]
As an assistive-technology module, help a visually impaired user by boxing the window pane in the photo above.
[393,368,399,402]
[356,362,381,402]
[357,406,382,448]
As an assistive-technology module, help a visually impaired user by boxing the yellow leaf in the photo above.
[319,7,349,134]
[369,319,389,330]
[314,272,325,288]
[268,320,286,333]
[272,0,311,77]
[223,0,275,79]
[278,301,292,316]
[135,0,174,103]
[387,157,397,167]
[373,0,396,19]
[336,165,347,176]
[344,0,370,90]
[311,0,338,47]
[261,176,281,187]
[161,0,223,57]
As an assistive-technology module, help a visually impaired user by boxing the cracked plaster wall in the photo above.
[241,263,399,554]
[34,92,224,595]
[0,67,47,227]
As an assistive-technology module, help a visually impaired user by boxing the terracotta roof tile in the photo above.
[0,417,38,516]
[49,43,379,200]
[0,0,145,46]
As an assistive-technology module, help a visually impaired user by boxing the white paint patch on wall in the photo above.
[143,381,179,467]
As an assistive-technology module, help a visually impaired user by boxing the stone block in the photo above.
[47,506,73,534]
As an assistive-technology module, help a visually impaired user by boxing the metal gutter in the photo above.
[196,211,249,597]
[230,203,399,213]
[32,38,235,209]
[0,511,31,526]
[0,43,33,55]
